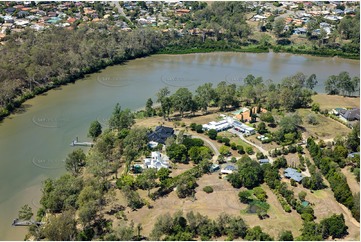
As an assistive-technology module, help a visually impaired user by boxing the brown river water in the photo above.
[0,52,359,240]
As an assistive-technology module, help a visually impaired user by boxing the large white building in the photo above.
[202,116,234,132]
[144,151,169,170]
[203,116,255,135]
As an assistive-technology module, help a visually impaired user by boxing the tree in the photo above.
[156,87,171,118]
[307,114,319,125]
[238,160,264,189]
[157,167,170,181]
[195,83,215,113]
[176,175,197,198]
[311,103,320,112]
[78,201,98,227]
[18,204,33,220]
[320,214,348,239]
[257,122,268,134]
[245,226,273,241]
[298,191,307,201]
[123,127,148,171]
[216,81,237,110]
[171,88,193,117]
[279,230,294,241]
[109,103,135,130]
[136,168,157,196]
[88,120,102,140]
[351,193,360,222]
[145,98,154,117]
[207,129,217,140]
[166,143,188,163]
[325,75,340,95]
[273,17,285,37]
[279,113,302,133]
[239,190,253,203]
[260,112,275,125]
[306,74,318,90]
[43,210,77,240]
[253,187,267,202]
[65,149,86,176]
[219,145,230,156]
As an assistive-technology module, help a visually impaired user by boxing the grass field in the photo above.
[291,186,360,241]
[312,94,360,110]
[115,173,306,240]
[297,108,351,140]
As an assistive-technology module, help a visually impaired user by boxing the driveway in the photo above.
[228,128,274,164]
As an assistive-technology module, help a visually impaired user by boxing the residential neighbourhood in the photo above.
[0,1,359,43]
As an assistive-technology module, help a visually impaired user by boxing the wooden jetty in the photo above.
[70,137,94,147]
[12,218,45,227]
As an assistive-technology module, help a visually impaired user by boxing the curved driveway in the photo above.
[228,128,274,163]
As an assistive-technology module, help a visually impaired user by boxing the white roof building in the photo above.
[144,151,169,170]
[203,116,234,132]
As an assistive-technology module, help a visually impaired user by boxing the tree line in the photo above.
[146,72,319,123]
[0,25,167,119]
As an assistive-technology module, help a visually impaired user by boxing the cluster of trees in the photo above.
[166,135,213,164]
[153,72,317,122]
[149,211,272,241]
[298,214,348,240]
[227,156,263,189]
[307,136,359,221]
[0,25,167,118]
[238,186,270,219]
[325,71,360,96]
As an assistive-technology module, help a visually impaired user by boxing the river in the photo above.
[0,52,359,240]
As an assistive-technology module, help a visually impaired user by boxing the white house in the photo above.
[144,151,169,170]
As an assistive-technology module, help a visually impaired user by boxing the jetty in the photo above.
[70,137,94,147]
[12,219,45,227]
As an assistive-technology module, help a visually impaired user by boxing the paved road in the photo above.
[111,1,131,21]
[190,134,220,157]
[228,128,274,163]
[188,134,220,163]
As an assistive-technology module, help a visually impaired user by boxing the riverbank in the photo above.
[0,44,359,122]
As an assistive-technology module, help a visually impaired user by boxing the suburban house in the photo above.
[144,151,169,170]
[284,168,303,183]
[233,121,256,136]
[221,165,237,174]
[147,126,174,144]
[339,108,360,122]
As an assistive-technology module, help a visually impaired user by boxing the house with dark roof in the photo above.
[284,167,303,182]
[147,126,174,144]
[339,108,360,122]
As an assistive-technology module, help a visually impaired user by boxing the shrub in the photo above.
[231,142,237,150]
[195,124,204,133]
[307,114,319,125]
[203,186,214,193]
[216,136,223,143]
[190,123,197,131]
[207,129,217,140]
[222,137,230,146]
[246,146,254,155]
